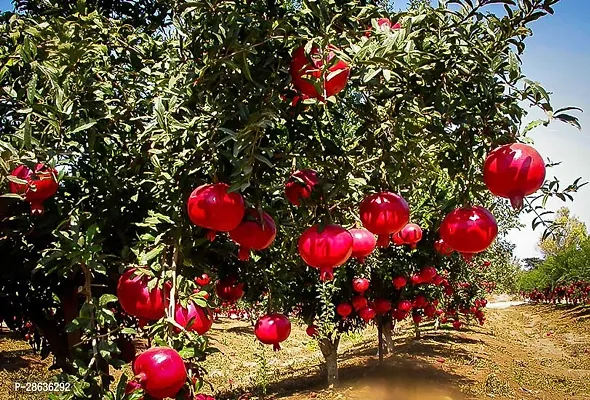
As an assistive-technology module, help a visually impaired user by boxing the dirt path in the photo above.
[1,304,589,399]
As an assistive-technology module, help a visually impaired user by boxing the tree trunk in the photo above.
[434,317,440,331]
[383,319,395,353]
[319,337,340,386]
[377,316,384,364]
[414,322,421,340]
[61,288,81,357]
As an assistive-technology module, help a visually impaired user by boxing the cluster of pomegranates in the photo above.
[523,281,590,305]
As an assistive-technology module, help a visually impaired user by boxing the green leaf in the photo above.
[99,294,118,307]
[553,113,581,130]
[70,121,97,134]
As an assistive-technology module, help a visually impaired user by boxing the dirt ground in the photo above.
[1,303,589,400]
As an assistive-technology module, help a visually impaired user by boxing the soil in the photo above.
[1,303,589,400]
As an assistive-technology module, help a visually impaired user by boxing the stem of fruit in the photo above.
[80,263,100,382]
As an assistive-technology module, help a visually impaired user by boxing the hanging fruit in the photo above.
[174,301,213,335]
[398,223,423,249]
[483,143,546,210]
[373,298,392,314]
[187,183,245,241]
[352,295,368,311]
[306,325,318,337]
[434,238,454,256]
[9,163,58,216]
[229,209,277,261]
[392,276,407,290]
[289,45,350,100]
[418,266,437,283]
[298,224,353,281]
[131,347,187,399]
[254,314,292,351]
[439,206,498,261]
[195,273,211,286]
[352,277,370,295]
[117,268,169,321]
[359,306,376,322]
[360,192,410,247]
[285,169,319,206]
[349,228,377,263]
[214,276,245,303]
[336,303,353,319]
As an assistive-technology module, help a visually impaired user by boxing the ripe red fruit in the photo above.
[392,309,408,321]
[174,302,213,335]
[195,395,216,400]
[359,306,376,322]
[431,274,444,286]
[306,325,318,337]
[187,183,245,241]
[424,304,436,318]
[117,268,169,321]
[133,347,187,398]
[483,143,546,210]
[398,300,412,312]
[443,285,454,297]
[452,320,462,330]
[255,314,291,351]
[410,273,423,285]
[392,276,407,290]
[413,295,428,309]
[9,164,58,216]
[399,223,423,249]
[352,277,370,294]
[336,303,353,319]
[289,45,350,100]
[352,295,368,311]
[419,266,437,283]
[373,298,392,314]
[439,206,498,260]
[124,380,142,395]
[195,273,211,286]
[392,232,405,246]
[349,228,377,263]
[412,313,422,324]
[434,238,453,256]
[285,169,319,206]
[360,192,410,247]
[298,224,353,281]
[229,209,277,261]
[215,276,245,303]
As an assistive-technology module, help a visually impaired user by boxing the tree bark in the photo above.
[377,316,384,363]
[319,337,340,386]
[383,319,395,353]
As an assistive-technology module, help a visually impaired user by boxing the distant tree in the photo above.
[538,207,587,257]
[522,257,544,271]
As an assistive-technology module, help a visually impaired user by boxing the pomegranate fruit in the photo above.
[306,325,318,337]
[336,303,353,319]
[483,143,546,210]
[229,209,277,261]
[412,313,422,324]
[349,228,377,263]
[352,277,370,294]
[410,273,423,285]
[392,232,405,246]
[439,206,498,260]
[285,169,319,206]
[298,224,353,281]
[132,347,187,399]
[398,300,412,312]
[359,306,376,322]
[215,276,245,303]
[254,314,291,351]
[9,163,58,216]
[174,301,213,335]
[392,309,408,321]
[452,320,462,330]
[413,295,428,309]
[373,298,392,314]
[434,238,453,256]
[359,192,410,247]
[195,273,211,286]
[352,295,368,311]
[187,183,245,241]
[419,266,437,283]
[424,304,436,318]
[117,268,169,321]
[365,18,402,36]
[289,45,350,100]
[392,276,407,290]
[399,223,423,249]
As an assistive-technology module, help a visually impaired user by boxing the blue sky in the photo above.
[1,0,589,259]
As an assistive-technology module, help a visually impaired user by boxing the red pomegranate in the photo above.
[215,276,245,303]
[124,380,142,395]
[424,304,436,318]
[336,303,353,319]
[399,223,423,249]
[452,320,462,330]
[117,268,169,321]
[434,238,454,256]
[439,206,498,260]
[392,232,405,246]
[349,228,377,263]
[392,276,407,290]
[132,347,187,399]
[412,313,422,324]
[431,274,444,286]
[289,45,350,100]
[410,274,423,285]
[373,298,392,314]
[298,224,353,281]
[365,18,402,36]
[352,277,370,294]
[285,169,319,206]
[419,267,437,283]
[359,306,376,322]
[483,143,546,210]
[9,164,58,216]
[413,295,428,309]
[306,325,318,337]
[195,395,216,400]
[174,301,213,335]
[398,300,412,312]
[187,183,245,241]
[360,192,410,247]
[352,295,368,311]
[254,314,291,351]
[195,273,211,286]
[229,209,277,261]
